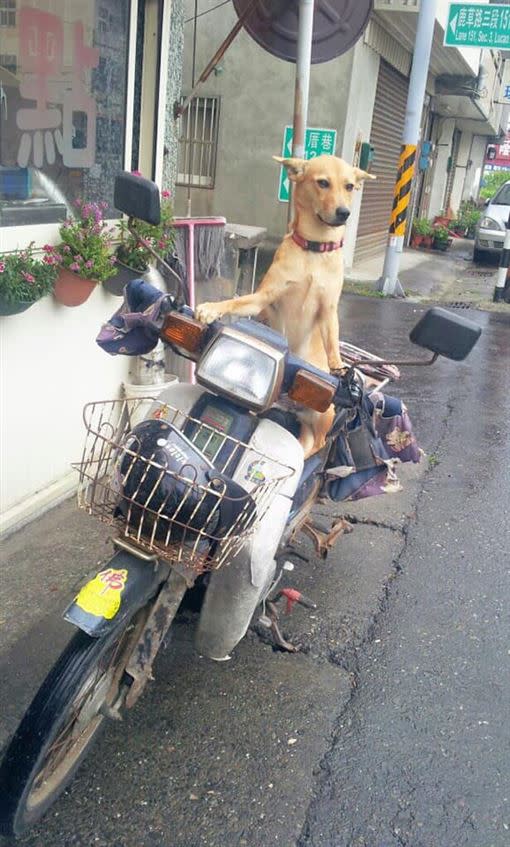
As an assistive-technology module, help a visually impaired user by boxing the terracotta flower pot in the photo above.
[53,267,97,307]
[103,259,149,297]
[411,234,424,248]
[422,235,433,249]
[0,295,37,316]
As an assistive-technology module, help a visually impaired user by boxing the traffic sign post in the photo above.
[278,126,337,202]
[444,3,510,49]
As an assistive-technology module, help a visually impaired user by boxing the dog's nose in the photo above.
[335,206,350,223]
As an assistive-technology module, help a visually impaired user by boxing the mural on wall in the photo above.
[0,0,130,226]
[16,8,99,170]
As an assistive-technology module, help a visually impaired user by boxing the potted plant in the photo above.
[432,225,452,251]
[107,188,174,296]
[457,202,481,239]
[47,200,118,306]
[0,243,59,316]
[411,217,433,249]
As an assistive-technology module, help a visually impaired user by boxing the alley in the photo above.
[1,295,508,847]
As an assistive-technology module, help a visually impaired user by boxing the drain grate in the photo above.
[464,269,492,278]
[443,301,479,310]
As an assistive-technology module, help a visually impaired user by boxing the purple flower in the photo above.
[161,189,171,199]
[62,245,71,253]
[22,271,35,283]
[85,259,94,269]
[75,255,83,262]
[69,262,80,272]
[0,262,5,273]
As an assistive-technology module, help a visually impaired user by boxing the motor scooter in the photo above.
[0,172,482,837]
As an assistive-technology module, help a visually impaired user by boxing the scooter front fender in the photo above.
[63,550,166,638]
[195,493,293,660]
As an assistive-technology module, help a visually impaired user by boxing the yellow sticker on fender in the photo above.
[75,568,128,620]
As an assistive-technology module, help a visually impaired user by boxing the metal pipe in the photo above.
[288,0,315,224]
[378,0,438,296]
[175,0,259,119]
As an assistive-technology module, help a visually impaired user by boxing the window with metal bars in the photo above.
[0,0,16,27]
[177,95,220,189]
[0,53,16,74]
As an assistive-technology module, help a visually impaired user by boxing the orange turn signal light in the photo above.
[160,313,208,354]
[288,369,335,412]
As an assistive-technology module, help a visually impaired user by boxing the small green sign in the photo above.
[278,126,337,203]
[444,3,510,49]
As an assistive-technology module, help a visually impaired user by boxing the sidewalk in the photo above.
[345,237,510,311]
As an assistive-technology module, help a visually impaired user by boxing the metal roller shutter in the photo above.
[355,61,409,262]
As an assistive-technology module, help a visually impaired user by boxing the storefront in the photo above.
[354,60,409,263]
[0,0,179,535]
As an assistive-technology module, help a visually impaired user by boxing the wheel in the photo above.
[0,611,145,837]
[472,246,486,264]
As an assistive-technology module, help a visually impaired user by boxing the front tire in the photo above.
[0,614,143,837]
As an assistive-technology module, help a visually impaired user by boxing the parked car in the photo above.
[473,180,510,263]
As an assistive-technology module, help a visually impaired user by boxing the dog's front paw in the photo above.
[196,302,224,324]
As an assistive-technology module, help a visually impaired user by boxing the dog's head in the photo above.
[273,154,376,229]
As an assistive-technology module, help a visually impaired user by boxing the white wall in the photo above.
[450,131,473,213]
[428,118,455,216]
[0,289,129,532]
[340,41,381,269]
[463,135,487,201]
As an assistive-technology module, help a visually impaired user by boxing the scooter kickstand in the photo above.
[300,515,352,559]
[265,589,317,653]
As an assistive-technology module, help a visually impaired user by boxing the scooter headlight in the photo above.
[196,327,285,411]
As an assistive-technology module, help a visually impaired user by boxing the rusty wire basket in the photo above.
[74,397,294,572]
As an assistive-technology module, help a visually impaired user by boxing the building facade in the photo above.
[0,0,184,534]
[175,0,507,267]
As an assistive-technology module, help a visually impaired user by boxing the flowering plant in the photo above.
[46,200,118,283]
[0,243,58,304]
[115,187,174,272]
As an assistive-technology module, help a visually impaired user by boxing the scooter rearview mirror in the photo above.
[114,171,161,225]
[409,307,482,362]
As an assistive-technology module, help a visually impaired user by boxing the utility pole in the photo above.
[288,0,315,224]
[378,0,438,296]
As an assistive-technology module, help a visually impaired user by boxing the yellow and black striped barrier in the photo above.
[389,144,417,236]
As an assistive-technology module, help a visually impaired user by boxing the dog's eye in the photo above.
[346,183,355,192]
[317,179,330,189]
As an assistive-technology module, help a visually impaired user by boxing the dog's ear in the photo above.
[352,167,376,189]
[273,156,307,183]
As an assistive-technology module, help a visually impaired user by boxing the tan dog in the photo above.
[196,154,375,456]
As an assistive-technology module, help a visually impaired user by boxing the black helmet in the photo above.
[113,419,255,551]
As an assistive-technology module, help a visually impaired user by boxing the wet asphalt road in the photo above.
[1,296,509,847]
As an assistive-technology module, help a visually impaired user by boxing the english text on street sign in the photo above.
[278,126,337,203]
[444,3,510,49]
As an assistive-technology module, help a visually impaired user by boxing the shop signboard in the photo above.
[278,126,337,202]
[444,3,510,49]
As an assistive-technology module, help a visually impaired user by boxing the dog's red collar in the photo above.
[292,231,344,253]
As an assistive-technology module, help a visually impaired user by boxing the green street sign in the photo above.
[444,3,510,49]
[278,126,337,203]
